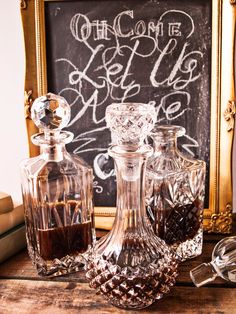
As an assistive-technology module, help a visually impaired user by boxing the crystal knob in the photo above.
[31,93,71,131]
[190,236,236,287]
[105,103,156,146]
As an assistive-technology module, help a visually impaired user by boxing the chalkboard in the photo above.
[45,0,211,208]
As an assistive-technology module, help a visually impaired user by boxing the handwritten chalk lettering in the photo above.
[168,23,181,36]
[92,20,110,41]
[148,21,164,37]
[94,153,115,180]
[113,10,134,38]
[57,8,205,183]
[70,10,194,43]
[159,10,194,39]
[181,134,200,157]
[72,126,108,154]
[150,41,203,89]
[134,20,146,36]
[156,91,191,122]
[70,13,91,42]
[93,180,103,193]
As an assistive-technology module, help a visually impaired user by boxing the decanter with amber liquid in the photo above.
[86,103,178,310]
[20,93,95,276]
[146,125,206,261]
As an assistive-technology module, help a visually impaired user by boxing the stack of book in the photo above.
[94,207,116,230]
[0,192,26,263]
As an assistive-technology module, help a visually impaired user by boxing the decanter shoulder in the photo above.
[20,152,92,176]
[147,150,205,174]
[177,150,206,171]
[20,156,47,177]
[70,153,93,172]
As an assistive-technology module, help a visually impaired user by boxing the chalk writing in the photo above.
[53,6,207,199]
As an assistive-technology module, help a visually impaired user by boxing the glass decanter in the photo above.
[20,93,95,276]
[86,103,178,310]
[146,125,206,261]
[190,236,236,287]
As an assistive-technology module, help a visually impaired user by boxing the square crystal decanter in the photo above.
[146,125,206,261]
[20,93,95,276]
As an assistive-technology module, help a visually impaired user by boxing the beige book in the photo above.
[0,192,14,214]
[0,224,26,264]
[0,203,24,235]
[94,207,116,230]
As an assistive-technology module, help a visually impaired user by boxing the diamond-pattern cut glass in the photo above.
[31,93,70,130]
[86,104,178,310]
[146,125,206,261]
[106,103,156,146]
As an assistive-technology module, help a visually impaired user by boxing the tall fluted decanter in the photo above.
[86,103,178,310]
[20,93,95,276]
[146,125,206,261]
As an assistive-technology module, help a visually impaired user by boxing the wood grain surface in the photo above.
[0,280,235,314]
[0,242,232,286]
[0,222,235,313]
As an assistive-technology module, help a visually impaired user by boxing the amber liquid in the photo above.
[37,201,93,260]
[38,221,92,260]
[150,198,202,246]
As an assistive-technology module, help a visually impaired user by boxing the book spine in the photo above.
[0,192,14,214]
[0,224,26,264]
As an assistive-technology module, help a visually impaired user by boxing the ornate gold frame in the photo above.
[21,0,235,233]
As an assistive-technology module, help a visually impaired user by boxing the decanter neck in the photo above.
[150,125,185,156]
[109,145,153,231]
[190,261,218,287]
[152,134,178,155]
[31,131,73,162]
[39,142,67,161]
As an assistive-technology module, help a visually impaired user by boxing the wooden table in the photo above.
[0,229,235,314]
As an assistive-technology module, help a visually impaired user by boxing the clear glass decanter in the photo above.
[20,93,95,276]
[86,103,178,310]
[190,236,236,287]
[146,125,206,261]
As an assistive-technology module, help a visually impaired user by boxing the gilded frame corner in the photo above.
[21,0,235,233]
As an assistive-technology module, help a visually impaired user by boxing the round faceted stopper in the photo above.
[105,103,156,146]
[31,93,71,130]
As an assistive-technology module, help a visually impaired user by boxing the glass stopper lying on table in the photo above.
[190,236,236,287]
[20,93,95,277]
[86,103,178,310]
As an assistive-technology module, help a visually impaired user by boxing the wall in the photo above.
[0,0,235,209]
[0,0,28,202]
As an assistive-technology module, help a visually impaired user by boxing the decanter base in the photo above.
[30,249,88,277]
[172,228,203,262]
[109,298,154,310]
[86,257,178,310]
